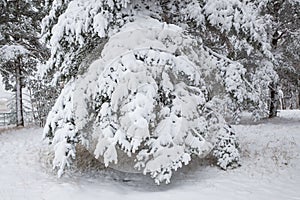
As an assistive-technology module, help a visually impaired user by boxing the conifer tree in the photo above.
[266,0,300,110]
[39,0,298,183]
[0,0,49,126]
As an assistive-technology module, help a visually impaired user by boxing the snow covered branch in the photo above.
[43,18,240,184]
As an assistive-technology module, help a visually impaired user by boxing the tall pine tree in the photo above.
[0,0,49,126]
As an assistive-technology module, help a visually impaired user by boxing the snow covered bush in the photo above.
[43,18,240,184]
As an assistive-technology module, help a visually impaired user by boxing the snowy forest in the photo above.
[0,0,300,199]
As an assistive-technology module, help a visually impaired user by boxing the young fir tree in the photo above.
[39,0,290,183]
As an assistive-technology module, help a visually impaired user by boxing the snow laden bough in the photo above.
[43,18,240,184]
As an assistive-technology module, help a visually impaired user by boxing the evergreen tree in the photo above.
[40,0,282,121]
[265,0,300,110]
[44,18,240,183]
[0,0,49,126]
[39,0,298,183]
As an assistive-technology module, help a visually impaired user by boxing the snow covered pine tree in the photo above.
[39,0,287,184]
[43,17,239,184]
[0,0,49,126]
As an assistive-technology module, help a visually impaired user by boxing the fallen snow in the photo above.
[0,110,299,200]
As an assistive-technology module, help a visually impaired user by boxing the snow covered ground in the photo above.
[0,110,299,200]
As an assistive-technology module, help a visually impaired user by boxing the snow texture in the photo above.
[0,110,299,199]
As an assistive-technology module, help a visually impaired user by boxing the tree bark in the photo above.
[269,82,278,118]
[15,62,24,127]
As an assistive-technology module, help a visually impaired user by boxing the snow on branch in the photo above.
[40,0,134,83]
[43,18,240,184]
[0,45,29,61]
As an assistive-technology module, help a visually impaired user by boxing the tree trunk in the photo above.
[15,63,24,127]
[269,82,278,118]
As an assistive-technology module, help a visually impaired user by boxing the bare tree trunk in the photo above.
[15,63,24,127]
[269,82,278,118]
